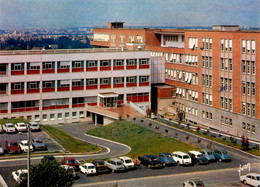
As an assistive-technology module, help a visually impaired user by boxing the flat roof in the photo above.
[0,48,150,56]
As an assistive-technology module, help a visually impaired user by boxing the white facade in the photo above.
[0,49,151,124]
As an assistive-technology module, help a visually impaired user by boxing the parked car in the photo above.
[0,143,4,155]
[15,123,27,132]
[31,138,46,150]
[92,160,110,173]
[157,152,176,166]
[240,173,260,187]
[213,149,231,162]
[29,122,40,131]
[138,154,164,168]
[188,151,208,165]
[12,169,28,184]
[62,157,79,171]
[5,140,20,154]
[79,163,97,176]
[200,149,215,162]
[41,155,56,162]
[19,140,33,153]
[172,151,192,166]
[3,123,16,133]
[105,158,125,172]
[60,165,77,178]
[183,179,205,187]
[119,156,135,169]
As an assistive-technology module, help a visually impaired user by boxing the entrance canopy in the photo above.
[98,92,119,108]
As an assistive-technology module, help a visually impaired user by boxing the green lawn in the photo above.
[87,121,199,159]
[0,118,29,124]
[40,125,101,153]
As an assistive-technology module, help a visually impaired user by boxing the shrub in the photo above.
[140,119,143,123]
[198,139,201,143]
[148,123,152,127]
[175,132,178,136]
[165,129,169,133]
[186,136,189,140]
[241,136,249,150]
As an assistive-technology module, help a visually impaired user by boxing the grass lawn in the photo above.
[0,118,29,124]
[87,120,199,159]
[160,120,260,157]
[40,125,101,153]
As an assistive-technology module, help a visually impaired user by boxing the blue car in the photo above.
[157,153,176,166]
[213,149,231,162]
[200,149,215,162]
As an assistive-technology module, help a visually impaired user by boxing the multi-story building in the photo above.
[0,48,151,125]
[91,22,259,141]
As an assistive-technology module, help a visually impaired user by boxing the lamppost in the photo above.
[19,126,30,187]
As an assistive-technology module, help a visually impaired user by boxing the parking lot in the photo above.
[0,129,63,154]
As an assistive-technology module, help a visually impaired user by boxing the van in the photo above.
[172,151,192,166]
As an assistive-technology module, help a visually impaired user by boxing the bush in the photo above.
[186,136,189,140]
[175,132,178,136]
[241,136,249,150]
[140,119,143,123]
[148,123,152,127]
[198,139,201,143]
[165,129,169,133]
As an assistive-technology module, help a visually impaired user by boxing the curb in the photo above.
[0,175,8,187]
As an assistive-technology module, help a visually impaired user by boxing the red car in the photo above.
[5,140,21,154]
[62,157,79,170]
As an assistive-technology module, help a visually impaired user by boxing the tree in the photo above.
[146,108,152,117]
[20,159,74,187]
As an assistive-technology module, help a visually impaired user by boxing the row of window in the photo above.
[201,38,212,51]
[220,58,232,71]
[242,102,256,117]
[221,116,233,127]
[202,111,212,120]
[241,60,256,75]
[165,69,198,85]
[242,40,256,54]
[163,35,183,42]
[202,93,213,106]
[220,39,232,52]
[220,78,232,92]
[111,34,143,43]
[241,82,256,96]
[242,122,256,133]
[202,74,213,88]
[220,97,233,112]
[201,56,212,69]
[175,88,198,102]
[176,103,198,117]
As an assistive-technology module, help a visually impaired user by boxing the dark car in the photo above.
[5,140,20,154]
[31,138,46,150]
[188,151,208,165]
[138,154,164,168]
[41,155,56,162]
[157,152,176,166]
[62,157,79,171]
[92,160,110,173]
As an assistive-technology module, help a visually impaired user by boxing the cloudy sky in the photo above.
[0,0,259,28]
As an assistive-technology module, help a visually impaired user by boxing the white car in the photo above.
[12,169,28,184]
[119,156,135,169]
[19,140,33,152]
[29,122,40,131]
[183,179,205,187]
[79,163,97,176]
[240,173,260,187]
[172,151,192,166]
[3,123,16,133]
[15,123,27,132]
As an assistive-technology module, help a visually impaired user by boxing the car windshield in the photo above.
[31,124,38,127]
[197,154,204,158]
[207,151,212,155]
[10,142,18,146]
[183,155,189,159]
[195,181,204,186]
[23,142,29,146]
[7,124,14,127]
[19,124,26,127]
[166,154,172,158]
[116,162,122,165]
[88,166,95,169]
[125,159,132,163]
[97,162,105,166]
[222,150,227,154]
[256,176,260,180]
[67,160,75,164]
[35,140,43,143]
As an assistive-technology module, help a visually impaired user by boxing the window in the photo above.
[247,103,251,116]
[251,83,255,96]
[35,115,40,122]
[251,61,255,75]
[139,58,149,65]
[12,63,23,71]
[242,102,246,115]
[136,35,143,43]
[114,77,124,84]
[252,41,255,54]
[164,35,178,42]
[225,117,229,125]
[242,60,246,73]
[72,112,77,118]
[128,35,134,43]
[188,37,198,49]
[140,76,149,82]
[72,61,83,68]
[111,34,116,43]
[220,39,224,51]
[113,59,124,66]
[43,114,47,121]
[229,99,232,111]
[58,113,62,119]
[221,116,225,125]
[252,104,256,117]
[247,82,250,96]
[72,80,83,86]
[229,118,232,126]
[242,122,246,130]
[229,59,232,71]
[100,60,111,67]
[12,83,23,90]
[88,79,98,85]
[247,61,250,74]
[242,82,246,94]
[65,112,69,119]
[42,62,54,69]
[251,125,255,133]
[127,77,135,83]
[43,81,55,88]
[28,82,39,89]
[220,58,224,70]
[100,78,109,84]
[27,116,32,120]
[50,114,55,120]
[119,35,125,44]
[58,61,70,69]
[79,111,84,118]
[209,57,212,68]
[242,40,246,53]
[229,79,232,92]
[247,124,250,132]
[126,59,137,66]
[221,97,224,108]
[87,60,97,67]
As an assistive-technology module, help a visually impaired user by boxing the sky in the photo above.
[0,0,259,29]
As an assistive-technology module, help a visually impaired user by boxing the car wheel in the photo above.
[243,180,247,185]
[112,169,115,173]
[163,163,165,167]
[177,162,180,166]
[148,165,151,168]
[219,159,222,162]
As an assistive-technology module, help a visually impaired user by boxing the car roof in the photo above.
[173,151,188,155]
[7,140,17,143]
[16,169,28,173]
[33,138,42,141]
[17,122,25,125]
[119,156,132,160]
[214,148,225,152]
[202,149,211,152]
[64,157,75,160]
[21,140,28,144]
[83,163,95,166]
[161,152,171,155]
[144,154,156,158]
[246,173,260,176]
[5,123,13,125]
[92,160,105,163]
[189,150,202,155]
[109,158,122,162]
[44,155,55,159]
